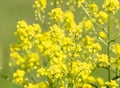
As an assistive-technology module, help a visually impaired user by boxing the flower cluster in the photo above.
[102,0,119,14]
[49,8,63,23]
[9,0,120,88]
[97,11,108,25]
[13,69,25,84]
[33,0,47,19]
[10,20,41,70]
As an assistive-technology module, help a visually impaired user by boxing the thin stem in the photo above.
[107,13,111,82]
[98,37,107,46]
[89,63,99,76]
[112,76,120,80]
[88,83,98,88]
[27,72,37,83]
[37,9,47,29]
[74,70,82,81]
[93,26,107,46]
[81,5,107,32]
[110,33,120,42]
[81,5,107,46]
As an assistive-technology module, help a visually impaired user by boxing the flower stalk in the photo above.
[107,13,111,82]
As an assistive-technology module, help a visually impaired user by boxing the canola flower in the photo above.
[97,11,108,25]
[64,11,76,30]
[88,3,99,16]
[113,44,120,55]
[49,8,63,23]
[99,31,106,39]
[102,0,119,14]
[9,0,120,88]
[105,80,118,88]
[13,69,25,84]
[33,0,47,20]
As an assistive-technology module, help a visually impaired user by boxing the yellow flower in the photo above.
[97,77,105,86]
[37,68,47,77]
[33,24,41,33]
[113,44,120,54]
[24,82,47,88]
[33,0,47,19]
[77,0,85,8]
[84,20,93,31]
[105,80,118,88]
[102,0,119,14]
[49,8,63,22]
[98,54,109,67]
[82,83,92,88]
[33,0,47,11]
[17,20,28,28]
[24,83,38,88]
[87,3,99,16]
[64,11,76,30]
[38,82,47,88]
[27,53,40,69]
[10,0,120,88]
[99,31,106,39]
[47,64,66,80]
[98,11,108,24]
[10,52,25,65]
[94,43,102,51]
[86,76,96,83]
[13,69,25,84]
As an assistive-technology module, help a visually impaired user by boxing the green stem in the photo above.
[81,5,107,46]
[81,5,106,32]
[107,13,111,82]
[88,83,97,88]
[110,33,120,42]
[89,63,99,76]
[112,76,120,80]
[37,9,47,29]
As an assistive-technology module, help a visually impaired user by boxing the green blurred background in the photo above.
[0,0,34,88]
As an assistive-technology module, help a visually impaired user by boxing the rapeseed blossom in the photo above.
[33,0,47,20]
[98,54,109,67]
[49,8,63,23]
[9,0,120,88]
[77,0,86,8]
[113,44,120,55]
[102,0,119,14]
[97,77,105,86]
[99,31,106,39]
[97,11,108,24]
[13,69,25,84]
[24,82,47,88]
[64,11,76,30]
[87,3,99,16]
[106,80,118,88]
[82,19,93,31]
